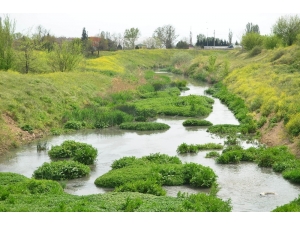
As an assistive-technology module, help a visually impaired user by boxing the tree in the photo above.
[228,29,233,45]
[124,28,140,49]
[245,22,260,34]
[195,34,206,48]
[47,39,83,72]
[176,40,189,49]
[15,35,36,74]
[241,32,263,50]
[81,27,89,54]
[153,25,178,49]
[272,15,300,46]
[0,15,15,70]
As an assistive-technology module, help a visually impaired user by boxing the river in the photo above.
[0,77,299,212]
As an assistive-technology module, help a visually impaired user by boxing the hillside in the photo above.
[1,47,300,157]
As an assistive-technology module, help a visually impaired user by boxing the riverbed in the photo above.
[0,80,299,212]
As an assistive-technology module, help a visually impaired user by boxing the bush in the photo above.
[241,32,263,50]
[21,124,33,133]
[111,156,138,169]
[286,113,300,136]
[119,122,170,131]
[182,163,217,188]
[33,161,90,180]
[248,46,262,57]
[64,121,82,130]
[48,140,98,165]
[216,150,243,164]
[182,119,213,127]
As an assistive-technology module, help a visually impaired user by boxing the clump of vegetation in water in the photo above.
[182,119,213,127]
[119,122,170,131]
[176,142,223,154]
[33,161,90,181]
[128,95,214,119]
[205,151,221,158]
[48,140,98,165]
[0,171,232,212]
[94,153,217,191]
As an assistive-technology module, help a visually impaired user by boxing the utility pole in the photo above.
[214,30,215,48]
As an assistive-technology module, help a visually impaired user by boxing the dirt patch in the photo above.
[0,113,44,156]
[259,119,300,157]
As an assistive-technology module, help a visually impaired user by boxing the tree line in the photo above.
[1,14,300,74]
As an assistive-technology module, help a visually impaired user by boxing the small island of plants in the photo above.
[119,122,170,131]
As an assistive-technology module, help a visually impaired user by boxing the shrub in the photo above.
[286,113,300,136]
[182,119,213,127]
[64,121,82,130]
[216,150,243,164]
[119,122,170,131]
[182,163,217,188]
[207,125,241,136]
[33,161,90,180]
[142,153,182,165]
[241,32,263,50]
[21,124,33,133]
[48,140,98,165]
[248,46,262,57]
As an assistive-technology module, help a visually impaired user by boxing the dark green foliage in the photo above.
[21,124,33,133]
[48,140,98,165]
[182,119,213,127]
[64,121,82,130]
[177,143,223,154]
[115,179,166,196]
[205,151,221,158]
[248,46,262,57]
[119,122,170,131]
[32,161,90,180]
[257,146,294,168]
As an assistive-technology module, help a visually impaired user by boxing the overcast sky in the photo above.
[2,0,299,44]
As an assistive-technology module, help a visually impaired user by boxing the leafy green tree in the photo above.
[0,15,15,70]
[241,32,263,50]
[47,39,83,72]
[153,25,178,49]
[176,40,189,49]
[272,15,300,46]
[15,35,36,74]
[124,28,141,49]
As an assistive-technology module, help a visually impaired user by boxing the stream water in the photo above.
[1,76,300,212]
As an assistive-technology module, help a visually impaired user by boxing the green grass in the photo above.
[177,142,223,154]
[182,119,213,126]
